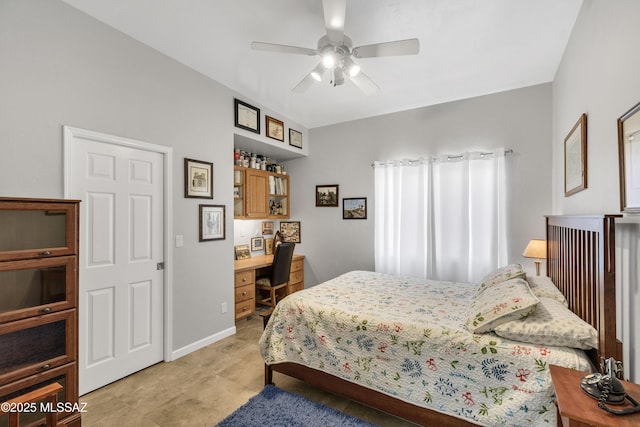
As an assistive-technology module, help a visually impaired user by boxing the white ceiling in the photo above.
[60,0,582,129]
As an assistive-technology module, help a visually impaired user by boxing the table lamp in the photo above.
[523,239,547,276]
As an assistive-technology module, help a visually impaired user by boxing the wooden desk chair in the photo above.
[256,243,295,307]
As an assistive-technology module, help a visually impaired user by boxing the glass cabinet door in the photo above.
[0,256,76,323]
[0,200,78,262]
[234,167,245,217]
[0,310,76,385]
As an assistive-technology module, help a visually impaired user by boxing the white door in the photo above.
[64,127,165,395]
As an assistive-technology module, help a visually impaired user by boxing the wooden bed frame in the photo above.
[264,215,622,427]
[546,215,623,369]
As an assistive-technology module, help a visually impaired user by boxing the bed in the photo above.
[259,215,622,426]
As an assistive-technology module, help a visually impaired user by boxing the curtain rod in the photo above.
[371,149,513,167]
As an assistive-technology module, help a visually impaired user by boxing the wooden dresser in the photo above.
[0,197,81,427]
[233,254,305,321]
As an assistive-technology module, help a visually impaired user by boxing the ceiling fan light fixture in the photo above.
[310,64,325,82]
[343,56,360,77]
[320,46,338,69]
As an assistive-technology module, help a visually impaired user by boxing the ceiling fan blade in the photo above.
[322,0,346,44]
[251,41,317,56]
[292,71,318,93]
[349,71,379,95]
[352,38,420,58]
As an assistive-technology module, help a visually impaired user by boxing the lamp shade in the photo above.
[523,239,547,259]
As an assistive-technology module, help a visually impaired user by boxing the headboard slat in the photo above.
[546,215,622,371]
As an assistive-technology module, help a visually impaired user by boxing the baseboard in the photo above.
[169,325,236,360]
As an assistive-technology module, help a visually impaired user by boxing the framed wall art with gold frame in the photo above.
[564,113,587,197]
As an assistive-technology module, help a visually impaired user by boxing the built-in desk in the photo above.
[233,254,305,321]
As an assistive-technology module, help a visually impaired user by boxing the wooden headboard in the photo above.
[546,215,623,370]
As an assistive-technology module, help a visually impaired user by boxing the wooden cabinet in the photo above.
[234,270,255,321]
[234,166,289,219]
[0,197,81,427]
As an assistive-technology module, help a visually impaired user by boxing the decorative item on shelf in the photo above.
[280,221,301,243]
[199,205,225,241]
[235,244,251,260]
[316,185,339,207]
[266,115,285,141]
[269,199,284,215]
[564,113,587,197]
[343,197,367,219]
[273,230,283,248]
[523,239,547,276]
[618,100,640,213]
[234,98,260,134]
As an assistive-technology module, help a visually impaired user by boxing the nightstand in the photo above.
[550,364,640,427]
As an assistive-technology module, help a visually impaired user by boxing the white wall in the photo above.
[552,0,640,382]
[286,84,553,285]
[0,0,309,355]
[552,0,640,214]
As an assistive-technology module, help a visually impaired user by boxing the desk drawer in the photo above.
[235,300,254,319]
[235,284,254,303]
[234,270,254,287]
[289,270,303,285]
[287,282,304,294]
[291,258,303,273]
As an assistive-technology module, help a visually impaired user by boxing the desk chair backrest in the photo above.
[271,243,295,286]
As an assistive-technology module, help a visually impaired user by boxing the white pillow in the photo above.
[526,275,568,307]
[493,297,598,350]
[466,278,539,334]
[478,264,526,292]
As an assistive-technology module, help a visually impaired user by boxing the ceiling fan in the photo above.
[251,0,420,95]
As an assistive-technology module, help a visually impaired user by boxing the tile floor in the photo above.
[81,315,418,427]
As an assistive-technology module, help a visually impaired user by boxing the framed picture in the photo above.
[251,237,265,251]
[343,197,367,219]
[289,128,303,149]
[618,101,640,213]
[185,158,213,199]
[279,221,301,243]
[199,205,225,241]
[234,98,260,134]
[266,115,284,141]
[235,244,251,260]
[265,237,274,255]
[316,185,339,207]
[564,113,587,197]
[262,221,274,235]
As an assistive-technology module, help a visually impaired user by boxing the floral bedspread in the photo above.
[259,271,593,426]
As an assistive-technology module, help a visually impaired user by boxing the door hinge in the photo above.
[157,262,165,270]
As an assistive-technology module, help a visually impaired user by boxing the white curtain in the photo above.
[374,158,433,279]
[374,149,508,283]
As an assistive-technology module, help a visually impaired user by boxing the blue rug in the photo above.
[216,385,378,427]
